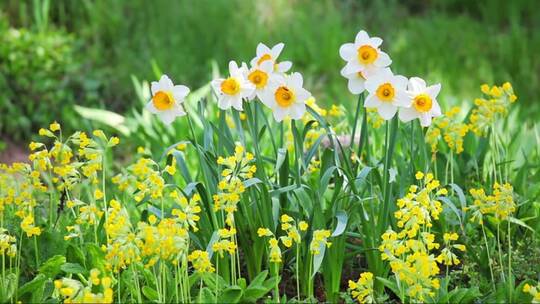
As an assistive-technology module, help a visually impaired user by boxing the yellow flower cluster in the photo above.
[467,182,515,224]
[112,157,165,202]
[378,172,451,302]
[257,228,282,263]
[279,214,308,248]
[348,272,375,303]
[171,191,202,232]
[524,282,540,303]
[469,82,517,137]
[54,268,113,303]
[258,214,308,263]
[188,250,215,273]
[436,233,466,266]
[213,227,238,258]
[310,229,332,255]
[425,107,469,154]
[0,228,17,258]
[103,199,141,272]
[213,144,256,226]
[136,215,189,267]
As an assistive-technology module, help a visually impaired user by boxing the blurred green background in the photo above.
[1,0,539,146]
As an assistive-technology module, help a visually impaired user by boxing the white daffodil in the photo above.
[245,60,276,100]
[211,61,255,111]
[339,30,391,75]
[340,66,379,95]
[399,77,442,127]
[250,42,292,74]
[146,75,190,124]
[364,68,409,120]
[260,72,311,122]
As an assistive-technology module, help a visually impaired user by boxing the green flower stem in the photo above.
[481,223,496,289]
[33,235,39,267]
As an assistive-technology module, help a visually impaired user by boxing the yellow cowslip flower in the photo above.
[54,269,113,303]
[469,82,517,137]
[268,238,282,263]
[310,230,332,255]
[164,156,177,175]
[188,250,215,273]
[425,107,469,155]
[467,182,515,223]
[257,228,273,237]
[523,282,540,303]
[379,172,448,302]
[348,272,375,303]
[437,232,465,266]
[107,136,120,147]
[94,189,104,200]
[299,221,309,231]
[49,121,61,132]
[0,228,17,258]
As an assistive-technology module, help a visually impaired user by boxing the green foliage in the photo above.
[0,19,78,140]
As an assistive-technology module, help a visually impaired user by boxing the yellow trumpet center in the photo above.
[248,70,268,89]
[275,86,295,108]
[257,53,272,65]
[152,91,175,111]
[413,94,433,112]
[376,83,395,102]
[221,78,241,95]
[357,45,378,65]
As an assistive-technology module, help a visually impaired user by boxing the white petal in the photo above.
[343,60,362,74]
[288,72,303,88]
[259,88,277,109]
[348,77,366,94]
[158,110,176,125]
[172,85,190,101]
[369,37,383,48]
[231,97,244,111]
[277,61,292,73]
[211,79,223,95]
[218,96,231,110]
[256,43,271,57]
[365,77,381,94]
[295,87,311,102]
[290,103,306,120]
[172,103,186,116]
[271,43,285,58]
[354,30,369,45]
[393,75,409,90]
[419,114,432,127]
[273,107,289,122]
[259,60,274,72]
[364,94,380,107]
[151,81,162,95]
[431,100,442,116]
[398,107,418,123]
[158,75,174,90]
[426,83,442,99]
[228,61,239,75]
[374,51,392,68]
[339,43,356,61]
[394,91,412,107]
[146,100,158,113]
[378,103,398,120]
[408,77,427,92]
